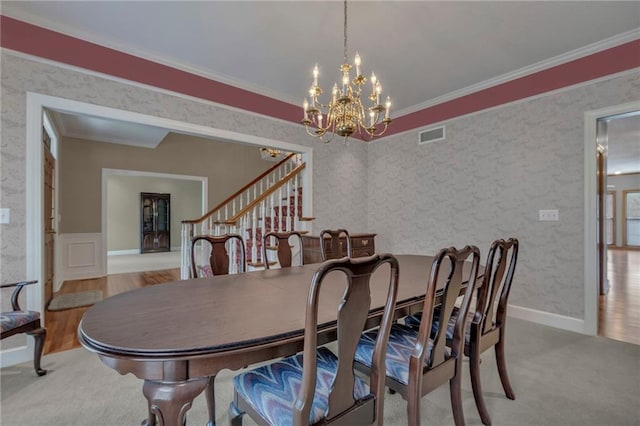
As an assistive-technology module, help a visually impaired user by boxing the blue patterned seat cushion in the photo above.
[1,311,40,333]
[355,323,445,386]
[233,346,370,425]
[404,307,473,342]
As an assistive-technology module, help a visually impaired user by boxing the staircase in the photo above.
[180,153,313,278]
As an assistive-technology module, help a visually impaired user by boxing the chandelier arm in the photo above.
[362,120,391,139]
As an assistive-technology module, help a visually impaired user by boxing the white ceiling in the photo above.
[48,111,169,149]
[4,1,639,172]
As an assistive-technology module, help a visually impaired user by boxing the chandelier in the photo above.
[259,147,287,162]
[302,0,391,143]
[260,147,281,158]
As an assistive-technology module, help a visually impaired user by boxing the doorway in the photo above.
[26,93,312,316]
[593,110,640,345]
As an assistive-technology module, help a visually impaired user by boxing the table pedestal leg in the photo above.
[142,378,208,426]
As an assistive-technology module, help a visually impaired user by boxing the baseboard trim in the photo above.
[508,304,587,335]
[108,249,140,256]
[0,339,32,369]
[108,247,181,256]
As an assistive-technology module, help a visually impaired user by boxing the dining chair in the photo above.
[355,246,480,426]
[262,231,304,269]
[0,280,47,376]
[319,228,352,261]
[406,238,519,425]
[185,233,247,426]
[229,253,400,426]
[190,233,246,278]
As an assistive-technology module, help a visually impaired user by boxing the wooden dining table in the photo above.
[78,254,479,426]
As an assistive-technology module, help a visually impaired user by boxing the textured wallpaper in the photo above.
[2,51,638,322]
[0,52,370,284]
[368,71,640,318]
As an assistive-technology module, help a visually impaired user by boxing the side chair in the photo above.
[190,233,246,278]
[355,246,481,426]
[406,238,519,425]
[319,228,352,261]
[0,280,47,376]
[229,253,400,426]
[262,231,304,269]
[187,233,246,426]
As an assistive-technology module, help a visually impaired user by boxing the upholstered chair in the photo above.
[355,246,481,426]
[405,238,519,425]
[1,280,47,376]
[319,228,352,261]
[229,254,400,426]
[190,233,246,277]
[262,231,304,269]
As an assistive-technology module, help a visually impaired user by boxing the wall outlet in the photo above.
[539,209,559,221]
[0,208,10,224]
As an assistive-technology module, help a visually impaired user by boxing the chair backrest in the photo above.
[262,231,304,269]
[319,229,352,261]
[473,238,519,336]
[294,254,400,425]
[413,246,480,371]
[190,234,246,278]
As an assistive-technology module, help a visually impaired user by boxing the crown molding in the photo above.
[1,48,304,134]
[0,10,300,106]
[394,29,640,118]
[373,68,640,143]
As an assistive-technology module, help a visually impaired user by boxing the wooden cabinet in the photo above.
[302,233,376,264]
[140,193,171,253]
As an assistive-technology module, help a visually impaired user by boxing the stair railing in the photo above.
[181,153,309,278]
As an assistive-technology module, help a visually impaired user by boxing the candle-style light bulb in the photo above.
[369,110,375,127]
[370,72,377,93]
[375,81,382,104]
[313,64,319,87]
[317,112,323,128]
[309,86,316,107]
[354,52,361,76]
[332,83,338,102]
[385,96,391,119]
[303,99,309,119]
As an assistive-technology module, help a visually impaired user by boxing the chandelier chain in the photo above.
[343,0,348,63]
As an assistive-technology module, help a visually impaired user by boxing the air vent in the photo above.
[418,126,445,145]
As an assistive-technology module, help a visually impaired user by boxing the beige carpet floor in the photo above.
[1,318,639,425]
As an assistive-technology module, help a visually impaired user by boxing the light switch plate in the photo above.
[0,208,10,224]
[539,209,559,221]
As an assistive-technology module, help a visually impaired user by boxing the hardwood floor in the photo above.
[43,268,180,354]
[598,249,640,345]
[43,249,639,354]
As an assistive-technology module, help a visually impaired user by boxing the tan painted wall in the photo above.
[58,132,273,233]
[107,175,202,251]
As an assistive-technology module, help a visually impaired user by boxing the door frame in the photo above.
[25,92,314,318]
[583,100,640,335]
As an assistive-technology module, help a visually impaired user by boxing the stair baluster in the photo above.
[180,154,309,278]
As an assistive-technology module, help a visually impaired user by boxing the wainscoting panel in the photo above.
[59,233,105,281]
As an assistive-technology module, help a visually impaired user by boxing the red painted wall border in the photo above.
[0,15,301,123]
[388,40,640,137]
[2,15,638,137]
